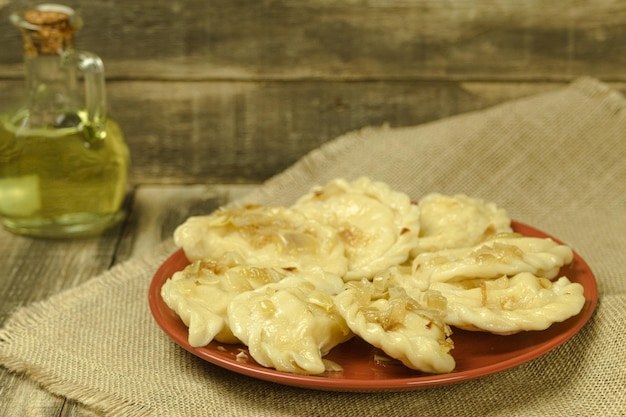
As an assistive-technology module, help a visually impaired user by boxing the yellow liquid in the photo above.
[0,113,130,238]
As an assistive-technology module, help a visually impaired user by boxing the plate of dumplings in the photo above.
[149,177,597,391]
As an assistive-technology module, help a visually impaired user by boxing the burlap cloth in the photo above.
[1,77,624,416]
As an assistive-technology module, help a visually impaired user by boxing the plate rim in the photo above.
[148,221,598,392]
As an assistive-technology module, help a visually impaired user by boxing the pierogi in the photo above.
[334,277,455,374]
[410,234,574,287]
[413,193,513,255]
[161,254,286,346]
[293,177,420,280]
[173,205,348,276]
[423,273,586,334]
[227,275,352,375]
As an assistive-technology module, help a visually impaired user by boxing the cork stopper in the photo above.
[11,4,82,56]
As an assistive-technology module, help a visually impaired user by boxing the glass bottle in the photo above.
[0,4,130,238]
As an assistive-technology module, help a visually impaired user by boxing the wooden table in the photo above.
[0,184,256,415]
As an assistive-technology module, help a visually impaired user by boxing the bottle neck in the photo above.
[21,51,81,129]
[24,52,69,85]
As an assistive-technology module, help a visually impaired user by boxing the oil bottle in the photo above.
[0,4,130,238]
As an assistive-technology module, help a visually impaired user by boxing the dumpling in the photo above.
[423,273,586,334]
[409,235,574,288]
[293,177,420,281]
[161,254,285,346]
[333,277,455,374]
[227,275,353,375]
[413,193,512,255]
[173,205,348,276]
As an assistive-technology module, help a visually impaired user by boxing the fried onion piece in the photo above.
[293,177,420,281]
[334,277,455,374]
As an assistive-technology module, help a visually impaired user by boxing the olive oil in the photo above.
[1,4,131,238]
[0,111,129,237]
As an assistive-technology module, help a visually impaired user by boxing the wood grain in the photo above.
[2,1,625,184]
[1,0,625,81]
[3,79,594,184]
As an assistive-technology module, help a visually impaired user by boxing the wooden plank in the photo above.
[106,79,626,184]
[4,79,625,184]
[1,0,625,81]
[0,374,67,416]
[108,80,559,184]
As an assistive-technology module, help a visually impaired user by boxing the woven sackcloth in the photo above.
[0,77,624,416]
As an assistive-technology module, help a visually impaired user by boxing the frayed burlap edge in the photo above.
[0,239,177,417]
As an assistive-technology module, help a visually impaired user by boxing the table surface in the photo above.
[0,184,257,416]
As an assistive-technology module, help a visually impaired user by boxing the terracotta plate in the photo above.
[148,221,597,392]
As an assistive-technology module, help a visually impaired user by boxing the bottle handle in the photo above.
[64,50,108,141]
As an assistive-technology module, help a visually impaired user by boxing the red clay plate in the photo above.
[148,221,598,392]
